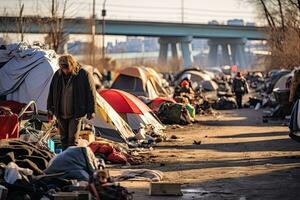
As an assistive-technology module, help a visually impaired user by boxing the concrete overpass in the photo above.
[0,16,268,68]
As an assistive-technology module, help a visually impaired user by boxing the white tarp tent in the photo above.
[0,43,58,112]
[274,72,293,90]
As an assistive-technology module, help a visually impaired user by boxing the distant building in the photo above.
[107,36,159,53]
[227,19,244,26]
[67,41,90,55]
[208,20,219,25]
[245,22,256,26]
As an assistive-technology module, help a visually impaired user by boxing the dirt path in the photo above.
[110,109,300,200]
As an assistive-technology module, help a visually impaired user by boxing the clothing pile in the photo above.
[0,145,132,200]
[157,102,193,125]
[89,141,144,165]
[115,169,163,182]
[212,97,237,110]
[0,140,54,175]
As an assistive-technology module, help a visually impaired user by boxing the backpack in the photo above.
[233,78,246,93]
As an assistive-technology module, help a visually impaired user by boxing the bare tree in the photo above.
[45,0,69,53]
[252,0,300,69]
[17,1,24,41]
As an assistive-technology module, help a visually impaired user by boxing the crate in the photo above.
[80,130,95,143]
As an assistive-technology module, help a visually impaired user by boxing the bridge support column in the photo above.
[158,38,169,65]
[171,42,179,60]
[180,36,193,68]
[228,38,247,68]
[221,44,231,66]
[208,40,218,67]
[158,36,194,68]
[207,38,248,68]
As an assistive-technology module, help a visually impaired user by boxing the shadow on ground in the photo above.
[156,138,300,152]
[197,108,286,127]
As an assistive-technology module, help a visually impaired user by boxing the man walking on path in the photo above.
[47,54,96,150]
[232,72,248,109]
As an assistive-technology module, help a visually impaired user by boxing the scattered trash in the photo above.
[170,135,178,139]
[193,140,202,145]
[115,169,163,182]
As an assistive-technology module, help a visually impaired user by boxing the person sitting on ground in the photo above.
[178,80,195,102]
[174,74,193,97]
[47,54,97,151]
[232,72,249,109]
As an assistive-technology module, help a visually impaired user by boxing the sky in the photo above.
[0,0,260,44]
[1,0,257,23]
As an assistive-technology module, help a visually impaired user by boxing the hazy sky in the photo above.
[0,0,259,44]
[1,0,257,23]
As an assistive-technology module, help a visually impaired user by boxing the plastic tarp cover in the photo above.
[44,146,98,181]
[0,43,58,111]
[274,73,293,90]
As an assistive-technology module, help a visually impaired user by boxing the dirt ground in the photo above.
[110,109,300,200]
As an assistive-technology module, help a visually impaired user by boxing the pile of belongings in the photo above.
[0,140,54,175]
[45,146,133,200]
[245,71,265,89]
[157,102,194,125]
[0,145,132,200]
[212,97,237,110]
[148,97,176,112]
[89,141,144,165]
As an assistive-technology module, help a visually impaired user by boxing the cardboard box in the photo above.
[149,182,182,196]
[80,130,95,143]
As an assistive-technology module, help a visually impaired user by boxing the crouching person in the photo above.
[47,54,96,150]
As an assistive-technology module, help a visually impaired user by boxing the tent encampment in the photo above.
[0,43,135,143]
[99,89,165,132]
[202,80,219,91]
[111,66,168,99]
[273,72,293,91]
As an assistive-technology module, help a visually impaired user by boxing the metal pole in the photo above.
[92,0,96,67]
[19,3,24,41]
[102,0,107,69]
[181,0,184,23]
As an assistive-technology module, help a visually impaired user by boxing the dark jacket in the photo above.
[232,77,248,94]
[47,68,96,118]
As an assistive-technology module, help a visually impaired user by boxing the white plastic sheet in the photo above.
[0,43,58,111]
